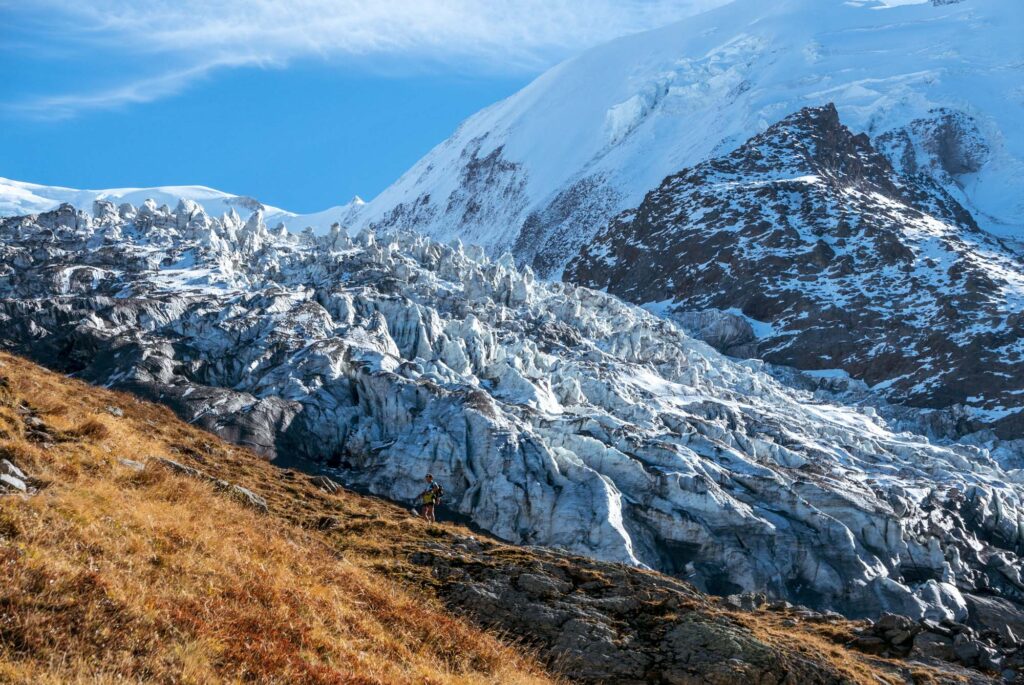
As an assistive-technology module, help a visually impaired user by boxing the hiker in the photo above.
[419,474,443,522]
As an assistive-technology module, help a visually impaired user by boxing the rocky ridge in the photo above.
[849,610,1022,678]
[567,104,1024,439]
[1,200,1023,638]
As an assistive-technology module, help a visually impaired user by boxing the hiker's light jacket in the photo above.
[421,483,441,504]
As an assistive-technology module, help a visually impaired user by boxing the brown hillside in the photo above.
[0,352,990,684]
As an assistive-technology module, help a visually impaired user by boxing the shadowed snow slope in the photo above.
[350,0,1024,275]
[1,201,1022,632]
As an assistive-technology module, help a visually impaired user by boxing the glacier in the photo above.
[2,200,1022,631]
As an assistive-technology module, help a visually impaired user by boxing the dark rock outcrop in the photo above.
[411,537,1001,684]
[567,104,1024,439]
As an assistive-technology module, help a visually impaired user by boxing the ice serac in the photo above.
[567,104,1024,440]
[1,201,1023,633]
[350,0,1023,275]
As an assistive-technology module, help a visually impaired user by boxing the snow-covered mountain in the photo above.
[0,176,361,233]
[351,0,1024,275]
[7,0,1020,268]
[3,0,1024,647]
[2,201,1023,634]
[567,104,1024,438]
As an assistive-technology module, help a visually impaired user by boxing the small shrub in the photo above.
[69,419,110,441]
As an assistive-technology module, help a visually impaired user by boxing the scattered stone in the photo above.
[978,645,1003,672]
[911,632,955,660]
[0,473,27,493]
[888,629,915,646]
[723,592,768,611]
[1,458,25,480]
[723,595,744,610]
[310,475,341,494]
[852,636,888,655]
[877,612,916,633]
[943,620,974,636]
[315,515,339,530]
[921,618,953,637]
[26,430,54,444]
[228,484,268,514]
[118,458,145,471]
[157,457,267,513]
[106,405,124,417]
[953,633,982,665]
[156,457,204,480]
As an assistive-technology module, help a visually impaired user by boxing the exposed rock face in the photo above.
[511,174,623,279]
[878,109,990,180]
[567,104,1024,439]
[367,139,530,251]
[1,200,1023,635]
[412,540,974,685]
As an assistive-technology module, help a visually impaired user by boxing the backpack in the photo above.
[432,483,444,505]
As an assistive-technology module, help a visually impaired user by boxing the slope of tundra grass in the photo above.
[0,351,553,685]
[0,351,992,684]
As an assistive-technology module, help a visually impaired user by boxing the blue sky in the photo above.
[0,0,726,212]
[2,62,528,213]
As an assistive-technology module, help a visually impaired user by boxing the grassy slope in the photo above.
[0,351,975,684]
[0,351,552,685]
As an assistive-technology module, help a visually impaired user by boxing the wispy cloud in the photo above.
[7,60,256,121]
[6,0,730,118]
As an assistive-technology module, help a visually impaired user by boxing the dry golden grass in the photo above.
[0,352,554,685]
[734,611,939,685]
[0,351,969,685]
